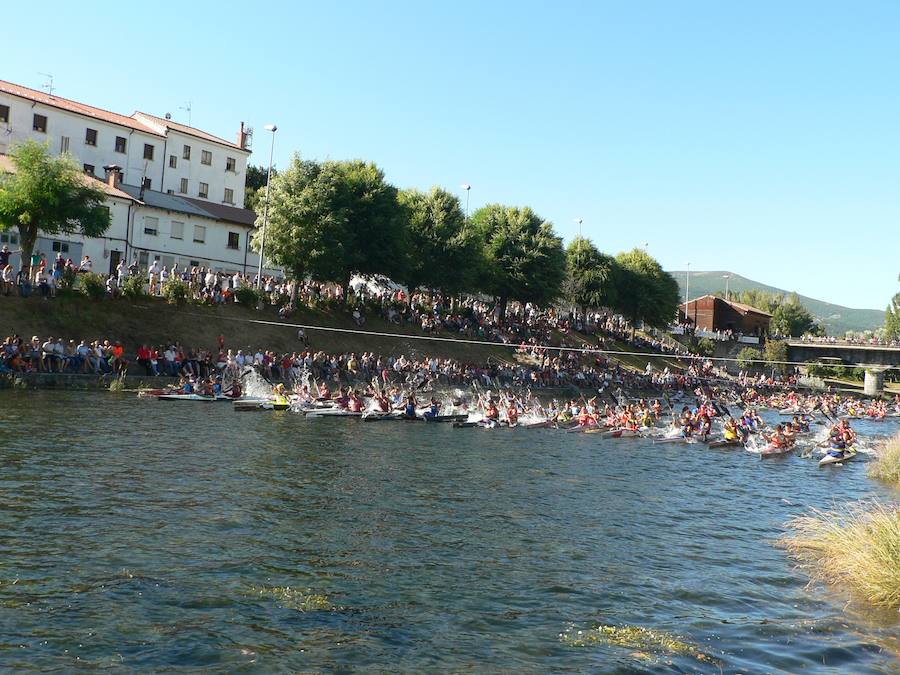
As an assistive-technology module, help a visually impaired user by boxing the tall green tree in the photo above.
[564,236,618,315]
[469,204,566,320]
[0,141,111,279]
[398,187,480,296]
[253,155,407,300]
[613,248,680,335]
[770,300,820,337]
[244,164,277,210]
[883,274,900,341]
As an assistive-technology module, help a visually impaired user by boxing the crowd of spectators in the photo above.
[798,333,899,348]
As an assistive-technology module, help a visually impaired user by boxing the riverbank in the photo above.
[0,294,688,375]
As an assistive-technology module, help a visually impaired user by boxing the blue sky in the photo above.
[5,0,899,309]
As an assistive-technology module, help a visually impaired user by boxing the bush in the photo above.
[764,339,788,375]
[869,433,900,487]
[58,267,78,292]
[121,275,147,299]
[161,278,189,305]
[79,272,107,300]
[234,286,262,306]
[695,338,716,357]
[779,501,900,609]
[736,346,763,371]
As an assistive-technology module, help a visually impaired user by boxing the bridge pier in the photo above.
[863,367,887,397]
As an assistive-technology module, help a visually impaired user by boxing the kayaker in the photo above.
[723,416,740,443]
[403,395,418,419]
[506,402,519,426]
[424,397,441,419]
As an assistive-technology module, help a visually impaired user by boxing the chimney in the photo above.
[237,122,249,150]
[103,164,123,189]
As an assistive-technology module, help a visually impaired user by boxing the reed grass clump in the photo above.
[559,624,717,664]
[868,433,900,487]
[250,586,333,612]
[780,501,900,610]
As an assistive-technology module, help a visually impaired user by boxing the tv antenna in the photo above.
[179,101,192,126]
[39,72,54,97]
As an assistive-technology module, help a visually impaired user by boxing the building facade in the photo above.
[680,295,772,336]
[0,79,273,277]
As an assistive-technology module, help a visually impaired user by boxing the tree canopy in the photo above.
[398,186,480,295]
[244,164,277,210]
[253,155,407,297]
[0,140,111,276]
[770,299,821,337]
[470,204,566,318]
[564,236,617,312]
[884,274,900,341]
[614,248,681,331]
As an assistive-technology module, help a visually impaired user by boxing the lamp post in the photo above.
[461,184,471,221]
[574,218,583,237]
[256,123,277,289]
[723,273,731,301]
[685,262,691,327]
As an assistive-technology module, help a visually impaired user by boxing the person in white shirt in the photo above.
[78,256,93,273]
[116,261,127,286]
[106,274,118,297]
[148,260,160,295]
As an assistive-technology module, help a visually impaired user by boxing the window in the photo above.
[193,225,206,243]
[85,128,97,146]
[223,188,234,204]
[183,144,191,160]
[169,154,177,169]
[142,178,152,190]
[170,221,184,239]
[143,143,154,160]
[60,136,70,153]
[143,216,159,236]
[0,104,8,123]
[225,157,236,172]
[227,232,240,249]
[0,233,20,245]
[198,182,209,199]
[201,150,212,165]
[138,251,149,267]
[51,241,70,254]
[179,178,188,194]
[83,164,95,176]
[115,136,127,153]
[33,114,47,132]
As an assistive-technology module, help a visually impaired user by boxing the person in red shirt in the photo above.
[137,344,152,375]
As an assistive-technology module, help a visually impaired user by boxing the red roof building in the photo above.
[680,295,772,336]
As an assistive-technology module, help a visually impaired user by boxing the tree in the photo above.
[397,187,481,296]
[253,155,407,300]
[736,346,764,371]
[613,248,681,335]
[244,164,277,210]
[764,339,789,375]
[883,274,900,341]
[564,236,618,316]
[770,300,820,337]
[469,204,566,320]
[0,141,111,280]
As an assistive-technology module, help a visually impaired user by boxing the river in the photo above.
[0,391,897,672]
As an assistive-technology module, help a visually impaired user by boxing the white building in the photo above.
[0,79,274,277]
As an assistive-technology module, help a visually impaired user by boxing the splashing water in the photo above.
[559,624,720,666]
[240,368,275,399]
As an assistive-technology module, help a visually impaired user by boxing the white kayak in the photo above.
[819,448,857,466]
[304,409,362,418]
[157,393,232,402]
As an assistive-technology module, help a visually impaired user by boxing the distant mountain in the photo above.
[668,270,884,336]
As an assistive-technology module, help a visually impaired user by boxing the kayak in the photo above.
[652,436,693,445]
[819,448,857,466]
[707,438,743,448]
[157,393,231,402]
[304,409,362,418]
[233,399,289,411]
[592,428,642,439]
[760,443,793,457]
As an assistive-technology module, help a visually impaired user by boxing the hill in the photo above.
[668,270,884,335]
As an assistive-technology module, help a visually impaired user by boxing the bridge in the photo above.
[786,341,900,395]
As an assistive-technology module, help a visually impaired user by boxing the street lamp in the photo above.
[723,273,731,301]
[461,184,471,221]
[685,262,691,326]
[256,123,277,289]
[574,218,583,237]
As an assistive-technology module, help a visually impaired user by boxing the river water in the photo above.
[0,391,897,672]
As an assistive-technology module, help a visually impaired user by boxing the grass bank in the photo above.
[779,502,900,610]
[0,295,510,363]
[869,433,900,487]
